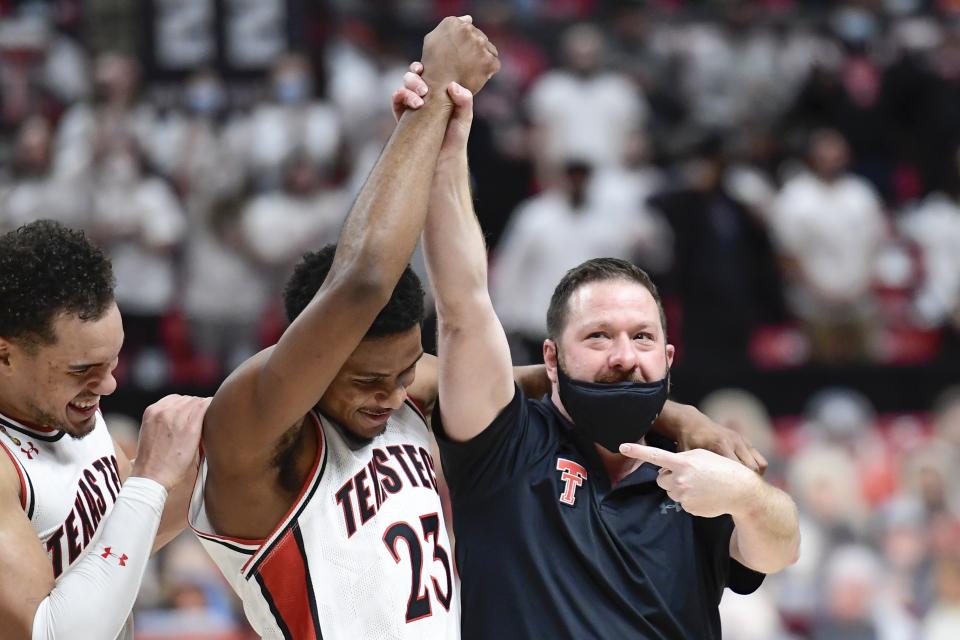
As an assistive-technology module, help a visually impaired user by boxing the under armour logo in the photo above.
[556,458,588,506]
[101,547,129,566]
[20,442,38,459]
[659,499,683,515]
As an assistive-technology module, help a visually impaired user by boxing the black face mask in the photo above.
[555,362,669,453]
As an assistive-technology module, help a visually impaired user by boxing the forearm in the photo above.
[424,155,491,320]
[650,400,689,441]
[423,114,515,440]
[152,461,197,553]
[514,365,549,398]
[330,95,454,291]
[31,477,166,640]
[730,480,800,574]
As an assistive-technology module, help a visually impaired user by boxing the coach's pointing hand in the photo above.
[421,16,499,96]
[619,444,762,520]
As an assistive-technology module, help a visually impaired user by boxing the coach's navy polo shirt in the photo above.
[435,385,764,639]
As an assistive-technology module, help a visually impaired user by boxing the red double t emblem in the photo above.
[556,458,588,506]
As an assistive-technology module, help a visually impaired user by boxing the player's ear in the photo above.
[543,339,559,385]
[0,337,11,369]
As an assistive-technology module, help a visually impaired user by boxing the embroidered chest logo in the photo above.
[21,441,38,460]
[660,499,683,514]
[556,458,588,506]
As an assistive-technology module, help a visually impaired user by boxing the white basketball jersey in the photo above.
[0,410,134,640]
[189,400,460,640]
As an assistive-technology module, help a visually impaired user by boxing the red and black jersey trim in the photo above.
[191,412,326,563]
[250,522,325,639]
[242,448,326,578]
[22,460,34,518]
[254,571,295,640]
[194,532,257,556]
[295,526,323,638]
[0,439,35,518]
[240,412,327,578]
[0,415,65,442]
[404,398,428,428]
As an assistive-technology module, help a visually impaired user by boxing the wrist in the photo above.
[728,471,763,521]
[419,77,456,108]
[436,151,469,175]
[129,462,172,492]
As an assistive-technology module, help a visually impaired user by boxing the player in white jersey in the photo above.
[189,16,500,640]
[0,220,208,640]
[191,400,455,638]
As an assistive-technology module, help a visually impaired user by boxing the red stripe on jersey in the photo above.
[0,440,27,511]
[240,413,326,574]
[255,526,320,639]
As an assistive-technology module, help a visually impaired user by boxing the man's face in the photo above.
[318,326,423,440]
[0,304,123,437]
[545,280,674,408]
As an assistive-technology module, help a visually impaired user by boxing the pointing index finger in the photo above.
[619,444,685,470]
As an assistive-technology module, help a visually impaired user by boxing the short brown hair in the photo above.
[546,257,666,340]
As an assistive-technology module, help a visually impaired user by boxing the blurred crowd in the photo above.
[2,0,960,638]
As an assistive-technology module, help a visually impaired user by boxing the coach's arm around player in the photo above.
[0,395,207,640]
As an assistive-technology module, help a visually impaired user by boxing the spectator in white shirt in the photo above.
[897,149,960,329]
[0,115,89,231]
[147,69,245,212]
[240,154,349,284]
[772,129,886,363]
[53,52,156,181]
[526,24,647,171]
[490,159,669,363]
[87,142,187,386]
[237,53,341,190]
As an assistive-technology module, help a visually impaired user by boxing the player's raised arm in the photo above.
[203,17,500,470]
[420,81,515,442]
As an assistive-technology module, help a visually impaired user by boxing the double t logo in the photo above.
[556,458,588,506]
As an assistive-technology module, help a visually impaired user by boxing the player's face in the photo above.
[319,325,423,440]
[0,304,123,437]
[545,279,674,388]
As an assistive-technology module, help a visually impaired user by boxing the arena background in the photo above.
[2,0,959,638]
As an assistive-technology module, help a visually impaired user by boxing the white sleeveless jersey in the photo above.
[0,410,134,640]
[189,400,460,640]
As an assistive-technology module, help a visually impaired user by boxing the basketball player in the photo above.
[187,16,501,640]
[0,220,208,640]
[410,72,801,638]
